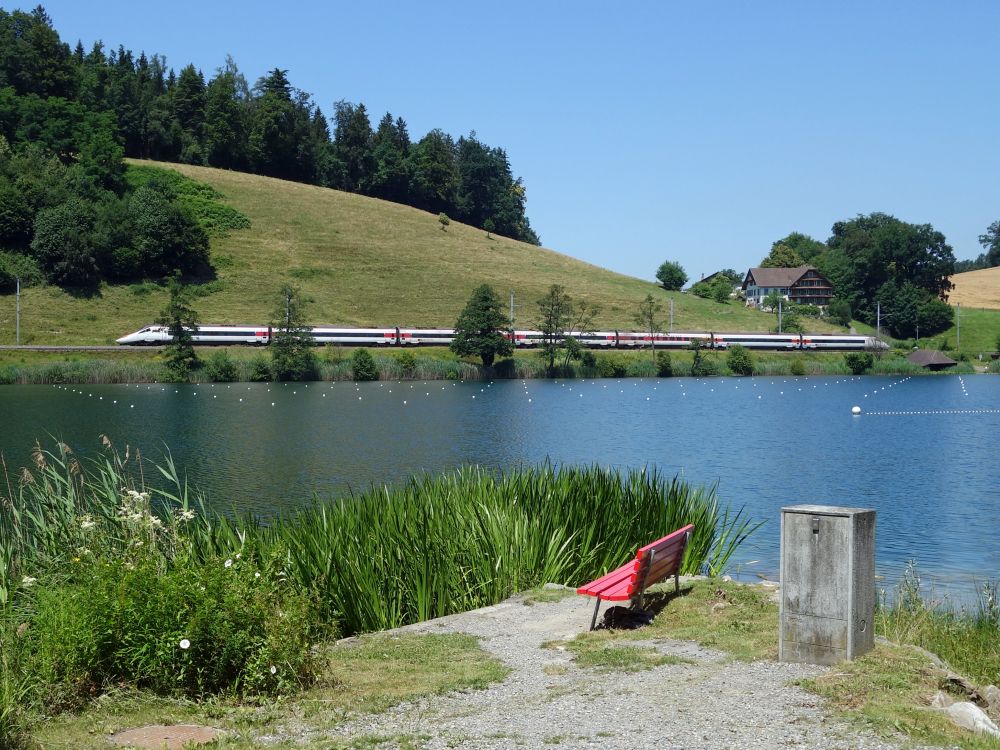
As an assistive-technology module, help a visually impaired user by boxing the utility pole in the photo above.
[876,302,881,341]
[15,276,20,345]
[509,290,521,327]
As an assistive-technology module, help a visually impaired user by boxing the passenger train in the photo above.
[116,325,888,351]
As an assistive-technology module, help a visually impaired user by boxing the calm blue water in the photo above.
[2,374,998,601]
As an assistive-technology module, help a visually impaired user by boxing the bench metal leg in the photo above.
[589,597,602,631]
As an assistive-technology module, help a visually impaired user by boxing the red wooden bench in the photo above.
[576,524,694,630]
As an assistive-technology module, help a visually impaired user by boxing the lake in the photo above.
[2,374,998,602]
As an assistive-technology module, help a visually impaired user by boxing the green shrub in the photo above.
[203,350,239,382]
[351,348,378,381]
[596,356,627,378]
[580,350,597,369]
[127,281,161,297]
[656,351,673,377]
[22,549,316,701]
[248,355,272,382]
[844,352,874,375]
[789,358,806,376]
[0,250,45,293]
[691,347,719,377]
[726,345,754,376]
[396,350,417,374]
[828,298,852,327]
[988,358,1000,374]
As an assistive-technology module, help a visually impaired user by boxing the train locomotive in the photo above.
[116,325,887,351]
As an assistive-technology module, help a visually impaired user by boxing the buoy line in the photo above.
[864,409,1000,416]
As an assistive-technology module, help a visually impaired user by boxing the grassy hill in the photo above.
[949,266,1000,310]
[0,161,837,345]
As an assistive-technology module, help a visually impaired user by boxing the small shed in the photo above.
[907,350,957,371]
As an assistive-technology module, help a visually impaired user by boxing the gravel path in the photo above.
[320,586,929,750]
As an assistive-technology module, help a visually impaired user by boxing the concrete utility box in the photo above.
[779,504,876,666]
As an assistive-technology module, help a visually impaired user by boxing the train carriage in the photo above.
[116,324,887,352]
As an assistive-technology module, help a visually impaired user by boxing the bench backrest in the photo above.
[630,523,694,597]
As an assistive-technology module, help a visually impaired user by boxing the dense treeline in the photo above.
[953,221,1000,273]
[0,134,212,291]
[0,6,539,247]
[762,215,956,339]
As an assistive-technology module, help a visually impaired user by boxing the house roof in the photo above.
[907,350,958,368]
[743,266,818,289]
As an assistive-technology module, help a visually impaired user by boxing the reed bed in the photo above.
[0,349,975,385]
[259,465,759,634]
[1,443,759,636]
[0,440,761,743]
[0,360,168,385]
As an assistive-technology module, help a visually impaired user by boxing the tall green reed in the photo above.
[877,562,1000,687]
[266,463,762,634]
[2,442,761,638]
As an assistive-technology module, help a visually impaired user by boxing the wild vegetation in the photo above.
[0,439,760,745]
[0,344,979,386]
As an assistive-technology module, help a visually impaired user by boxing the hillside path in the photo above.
[324,586,931,750]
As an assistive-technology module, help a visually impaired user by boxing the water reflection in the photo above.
[2,374,998,601]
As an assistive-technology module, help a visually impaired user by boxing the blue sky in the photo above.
[35,1,1000,282]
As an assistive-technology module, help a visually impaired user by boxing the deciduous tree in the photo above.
[760,243,805,268]
[536,284,574,375]
[634,294,664,363]
[655,260,687,291]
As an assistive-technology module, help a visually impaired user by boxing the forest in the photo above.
[0,6,539,291]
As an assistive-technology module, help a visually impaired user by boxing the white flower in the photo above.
[129,513,143,522]
[254,572,261,579]
[235,553,242,560]
[21,576,37,588]
[178,509,195,522]
[269,665,277,675]
[79,515,95,530]
[224,559,233,568]
[179,638,191,650]
[149,516,163,529]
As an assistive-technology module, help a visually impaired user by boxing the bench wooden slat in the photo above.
[576,559,639,601]
[636,524,694,559]
[641,550,686,583]
[576,524,695,624]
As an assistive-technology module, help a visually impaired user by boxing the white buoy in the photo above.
[852,406,861,415]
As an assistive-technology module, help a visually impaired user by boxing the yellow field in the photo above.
[948,266,1000,310]
[0,161,836,344]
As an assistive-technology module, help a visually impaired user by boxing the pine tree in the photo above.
[450,284,513,367]
[270,284,317,381]
[157,271,199,382]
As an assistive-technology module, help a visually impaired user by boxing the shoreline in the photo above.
[0,348,988,385]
